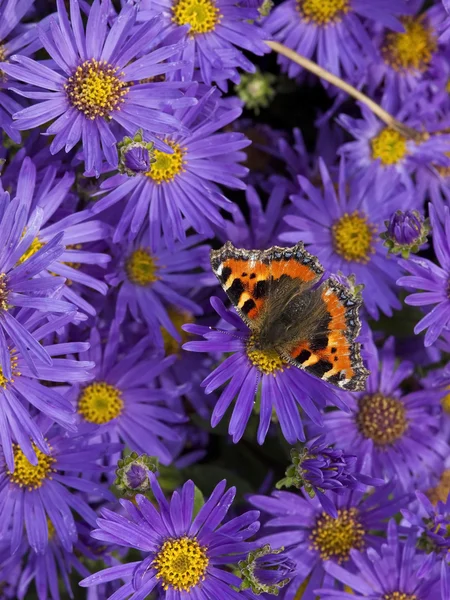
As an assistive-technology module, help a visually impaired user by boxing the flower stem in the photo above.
[266,40,423,142]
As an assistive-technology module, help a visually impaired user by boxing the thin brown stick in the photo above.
[266,40,423,142]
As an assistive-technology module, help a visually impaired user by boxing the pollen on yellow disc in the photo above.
[0,352,19,388]
[371,127,408,166]
[298,0,349,25]
[172,0,221,35]
[153,536,209,591]
[383,593,418,600]
[78,381,124,424]
[125,248,159,286]
[356,393,408,446]
[0,273,8,312]
[382,17,437,73]
[246,335,286,375]
[332,211,376,263]
[16,237,45,266]
[310,508,365,563]
[65,58,129,120]
[7,443,55,490]
[145,140,186,184]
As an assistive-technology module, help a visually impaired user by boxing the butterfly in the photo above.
[210,241,368,391]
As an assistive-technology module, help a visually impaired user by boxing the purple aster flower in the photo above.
[0,0,39,143]
[0,183,82,377]
[92,87,249,247]
[183,296,350,445]
[106,232,212,350]
[66,322,186,465]
[323,336,449,491]
[368,1,446,106]
[337,103,450,193]
[397,203,450,347]
[317,520,442,600]
[139,0,268,90]
[0,310,95,471]
[0,0,194,176]
[80,476,260,599]
[0,418,119,555]
[2,156,111,316]
[277,436,383,517]
[281,158,404,319]
[249,477,407,600]
[264,0,407,83]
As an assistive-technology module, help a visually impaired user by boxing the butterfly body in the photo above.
[210,241,368,391]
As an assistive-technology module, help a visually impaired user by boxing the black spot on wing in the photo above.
[219,266,232,285]
[242,298,256,315]
[227,278,245,305]
[305,359,333,378]
[296,349,311,364]
[249,273,256,279]
[253,280,267,299]
[327,372,345,386]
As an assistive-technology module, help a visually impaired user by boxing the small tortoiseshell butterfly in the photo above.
[210,241,369,391]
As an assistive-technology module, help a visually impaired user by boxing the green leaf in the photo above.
[193,485,205,518]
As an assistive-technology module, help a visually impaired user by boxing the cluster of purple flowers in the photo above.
[0,0,449,599]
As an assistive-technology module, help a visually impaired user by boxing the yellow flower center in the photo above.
[172,0,221,35]
[310,508,365,563]
[0,273,8,311]
[382,17,437,73]
[65,59,129,120]
[78,382,124,424]
[332,211,376,263]
[427,469,450,506]
[297,0,349,24]
[246,335,286,375]
[161,308,193,355]
[384,594,417,600]
[7,443,55,490]
[16,237,45,266]
[125,248,159,286]
[356,392,408,446]
[371,127,408,166]
[145,140,186,184]
[153,536,209,591]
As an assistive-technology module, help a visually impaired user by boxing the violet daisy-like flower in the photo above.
[0,0,39,143]
[183,296,350,444]
[318,520,442,600]
[369,1,446,105]
[323,336,449,491]
[92,88,249,246]
[2,156,111,316]
[0,418,119,555]
[277,436,383,517]
[80,476,260,599]
[0,0,194,176]
[398,203,450,347]
[106,232,211,350]
[281,158,404,319]
[0,311,95,472]
[337,103,450,193]
[264,0,406,82]
[139,0,268,90]
[249,478,407,600]
[66,322,186,465]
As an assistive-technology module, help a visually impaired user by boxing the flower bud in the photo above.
[118,130,155,177]
[381,210,429,258]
